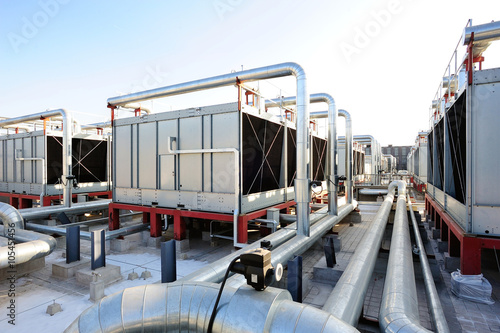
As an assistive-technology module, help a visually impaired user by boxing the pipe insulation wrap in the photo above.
[0,202,56,269]
[379,183,432,332]
[65,282,359,333]
[408,194,450,333]
[323,181,399,326]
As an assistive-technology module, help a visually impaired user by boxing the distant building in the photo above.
[382,144,412,171]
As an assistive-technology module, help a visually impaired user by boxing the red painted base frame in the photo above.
[425,193,500,275]
[108,201,296,244]
[0,191,112,209]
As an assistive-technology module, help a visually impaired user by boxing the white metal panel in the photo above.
[179,117,202,191]
[138,122,157,189]
[115,125,132,188]
[203,115,212,192]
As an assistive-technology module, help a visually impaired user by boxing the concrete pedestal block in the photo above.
[444,252,460,272]
[90,279,105,302]
[176,239,190,253]
[343,212,362,224]
[52,259,90,279]
[202,231,211,242]
[437,240,448,253]
[0,257,45,280]
[432,228,441,240]
[55,236,66,249]
[110,238,131,252]
[76,264,121,286]
[313,257,349,284]
[147,236,166,248]
[46,302,62,316]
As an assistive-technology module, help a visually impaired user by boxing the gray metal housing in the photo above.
[0,130,111,198]
[113,102,327,214]
[427,68,500,236]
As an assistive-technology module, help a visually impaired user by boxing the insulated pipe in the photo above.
[25,222,147,241]
[107,62,310,236]
[181,206,331,283]
[64,282,359,333]
[463,20,500,44]
[19,200,111,221]
[0,202,56,269]
[379,182,432,332]
[322,181,398,326]
[226,202,357,289]
[265,93,338,216]
[408,194,450,333]
[338,109,353,204]
[120,103,151,114]
[0,109,73,207]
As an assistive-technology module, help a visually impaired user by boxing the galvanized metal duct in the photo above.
[338,109,353,204]
[0,202,56,269]
[463,21,500,44]
[408,194,450,333]
[107,62,311,237]
[225,202,357,289]
[379,182,432,332]
[0,109,73,207]
[265,93,338,216]
[322,181,400,326]
[65,281,359,333]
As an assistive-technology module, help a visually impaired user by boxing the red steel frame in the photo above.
[108,200,296,244]
[0,191,112,209]
[425,193,500,275]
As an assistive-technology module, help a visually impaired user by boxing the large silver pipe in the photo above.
[0,202,56,269]
[19,200,111,221]
[65,281,359,333]
[107,62,310,237]
[463,20,500,44]
[181,206,331,283]
[322,181,399,326]
[0,109,73,207]
[266,93,338,216]
[25,222,147,241]
[226,202,357,289]
[338,109,353,204]
[379,182,432,332]
[408,193,450,333]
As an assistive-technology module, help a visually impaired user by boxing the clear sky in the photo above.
[1,0,499,146]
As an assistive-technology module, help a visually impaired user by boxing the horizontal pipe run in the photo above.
[181,207,331,283]
[322,182,397,326]
[408,194,450,333]
[225,202,357,289]
[25,222,148,241]
[19,200,111,221]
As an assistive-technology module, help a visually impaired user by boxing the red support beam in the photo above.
[461,236,482,275]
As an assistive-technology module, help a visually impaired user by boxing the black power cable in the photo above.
[207,255,241,333]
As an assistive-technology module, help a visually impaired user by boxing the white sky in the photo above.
[1,0,499,146]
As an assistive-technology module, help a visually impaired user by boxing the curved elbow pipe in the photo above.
[0,109,73,207]
[379,184,431,332]
[65,282,359,333]
[120,103,151,114]
[0,203,56,269]
[107,62,310,237]
[338,109,353,204]
[263,93,338,217]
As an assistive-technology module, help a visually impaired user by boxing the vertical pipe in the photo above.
[161,240,177,283]
[338,109,352,204]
